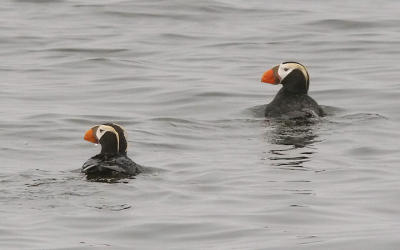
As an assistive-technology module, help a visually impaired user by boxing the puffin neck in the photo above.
[281,69,309,94]
[99,131,119,155]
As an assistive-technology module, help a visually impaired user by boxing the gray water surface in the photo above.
[1,1,400,249]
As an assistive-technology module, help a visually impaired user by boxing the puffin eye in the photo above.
[99,129,104,133]
[283,68,289,71]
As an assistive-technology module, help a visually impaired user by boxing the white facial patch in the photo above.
[277,63,294,81]
[95,125,120,152]
[277,62,309,85]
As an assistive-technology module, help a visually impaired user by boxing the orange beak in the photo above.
[261,65,280,84]
[84,127,98,144]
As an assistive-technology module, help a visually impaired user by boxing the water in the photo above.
[1,0,400,249]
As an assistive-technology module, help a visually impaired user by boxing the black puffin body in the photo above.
[82,123,141,177]
[261,62,324,118]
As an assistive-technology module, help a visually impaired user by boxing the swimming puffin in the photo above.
[82,123,142,177]
[261,62,325,118]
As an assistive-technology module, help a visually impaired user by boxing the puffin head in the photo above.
[84,123,128,155]
[261,62,310,94]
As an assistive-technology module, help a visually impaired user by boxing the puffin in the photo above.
[82,123,142,177]
[261,62,325,118]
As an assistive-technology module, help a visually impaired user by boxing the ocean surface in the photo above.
[1,0,400,249]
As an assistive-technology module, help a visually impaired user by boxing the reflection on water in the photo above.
[264,119,321,170]
[85,174,134,183]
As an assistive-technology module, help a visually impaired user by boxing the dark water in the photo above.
[1,0,400,249]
